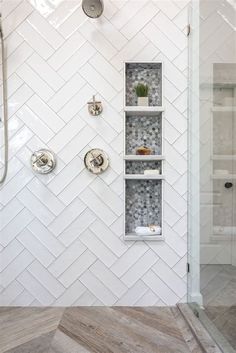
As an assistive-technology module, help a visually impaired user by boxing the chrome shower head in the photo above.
[82,0,104,18]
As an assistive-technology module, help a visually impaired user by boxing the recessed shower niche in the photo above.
[125,62,162,106]
[124,62,164,241]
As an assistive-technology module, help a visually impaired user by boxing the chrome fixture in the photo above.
[87,95,103,116]
[0,13,8,184]
[82,0,104,18]
[84,149,109,174]
[31,149,56,174]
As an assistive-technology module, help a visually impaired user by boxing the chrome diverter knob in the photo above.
[31,149,56,174]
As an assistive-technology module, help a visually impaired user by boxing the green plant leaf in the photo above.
[135,83,149,97]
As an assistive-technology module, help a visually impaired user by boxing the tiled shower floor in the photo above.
[201,264,236,350]
[0,307,202,353]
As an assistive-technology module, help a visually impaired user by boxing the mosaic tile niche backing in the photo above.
[126,63,162,106]
[125,179,162,234]
[126,115,162,155]
[126,161,162,174]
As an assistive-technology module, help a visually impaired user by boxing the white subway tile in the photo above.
[142,22,180,61]
[90,178,123,216]
[58,84,94,122]
[80,188,117,227]
[48,198,86,236]
[153,12,187,51]
[17,21,54,60]
[27,53,65,91]
[48,32,86,70]
[0,239,23,272]
[17,188,55,226]
[18,271,54,305]
[17,63,54,102]
[55,281,86,306]
[10,290,34,306]
[110,0,146,29]
[121,2,159,39]
[0,167,33,205]
[7,42,33,78]
[1,250,34,287]
[27,95,65,133]
[59,250,96,288]
[58,6,87,38]
[80,270,117,306]
[58,125,96,163]
[111,33,148,70]
[47,74,85,112]
[58,169,96,205]
[115,280,148,306]
[59,41,96,81]
[80,229,117,267]
[27,178,65,216]
[89,220,128,256]
[0,209,33,247]
[92,17,127,50]
[90,53,123,91]
[3,1,34,38]
[17,229,55,267]
[153,0,180,19]
[121,250,158,288]
[48,240,87,278]
[143,270,179,305]
[28,261,65,298]
[28,219,65,257]
[153,259,186,298]
[0,199,23,231]
[0,281,24,306]
[16,105,54,143]
[90,260,127,297]
[79,21,116,60]
[48,1,80,28]
[47,156,84,195]
[80,63,117,101]
[59,208,96,246]
[27,11,64,50]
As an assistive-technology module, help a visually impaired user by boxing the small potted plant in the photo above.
[135,83,149,106]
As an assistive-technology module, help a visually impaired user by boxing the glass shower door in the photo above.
[188,0,236,351]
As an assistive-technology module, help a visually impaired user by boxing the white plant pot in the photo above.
[137,97,149,106]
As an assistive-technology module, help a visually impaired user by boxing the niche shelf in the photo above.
[212,106,236,113]
[212,155,236,160]
[124,106,164,116]
[124,155,165,161]
[124,62,164,241]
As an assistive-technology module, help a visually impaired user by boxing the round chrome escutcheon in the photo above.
[84,149,109,174]
[31,149,56,174]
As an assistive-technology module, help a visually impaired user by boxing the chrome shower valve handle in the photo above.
[31,149,56,174]
[84,149,109,174]
[87,95,103,116]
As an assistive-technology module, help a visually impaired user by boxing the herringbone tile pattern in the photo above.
[0,306,203,353]
[0,0,188,306]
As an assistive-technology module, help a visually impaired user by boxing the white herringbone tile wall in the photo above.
[0,0,189,306]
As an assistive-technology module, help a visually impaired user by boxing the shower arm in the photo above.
[0,13,8,184]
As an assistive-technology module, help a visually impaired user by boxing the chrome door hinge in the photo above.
[187,24,191,36]
[187,262,190,273]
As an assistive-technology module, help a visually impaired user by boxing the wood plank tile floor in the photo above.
[0,307,203,353]
[201,264,236,349]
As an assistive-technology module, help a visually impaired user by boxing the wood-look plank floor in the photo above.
[0,307,203,353]
[0,307,64,353]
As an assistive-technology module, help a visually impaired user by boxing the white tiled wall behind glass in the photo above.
[0,0,188,306]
